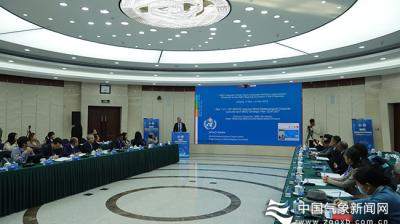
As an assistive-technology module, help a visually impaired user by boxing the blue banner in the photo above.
[195,84,302,146]
[143,118,160,144]
[172,132,190,158]
[352,119,374,151]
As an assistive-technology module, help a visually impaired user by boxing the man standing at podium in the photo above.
[173,117,187,132]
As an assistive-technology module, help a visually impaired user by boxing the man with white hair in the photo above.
[173,117,187,132]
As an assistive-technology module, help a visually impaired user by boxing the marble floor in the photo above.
[0,153,291,224]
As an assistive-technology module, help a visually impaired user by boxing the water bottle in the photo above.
[292,199,300,214]
[285,186,291,197]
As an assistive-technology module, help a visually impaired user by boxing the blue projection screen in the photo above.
[195,84,302,146]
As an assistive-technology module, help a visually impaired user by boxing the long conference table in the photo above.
[0,144,179,217]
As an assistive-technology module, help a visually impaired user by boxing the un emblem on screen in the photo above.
[204,117,217,130]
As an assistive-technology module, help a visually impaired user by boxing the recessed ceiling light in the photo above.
[245,30,251,33]
[121,21,129,25]
[337,6,342,9]
[114,61,119,64]
[112,34,117,37]
[295,31,299,34]
[24,48,30,52]
[88,21,95,25]
[59,2,68,7]
[135,45,138,48]
[359,45,365,49]
[281,71,286,74]
[147,43,151,46]
[155,64,159,67]
[48,17,53,21]
[290,26,295,29]
[246,39,250,42]
[321,1,326,4]
[233,63,237,67]
[208,37,214,40]
[100,9,109,14]
[328,66,333,69]
[150,28,157,32]
[175,34,181,37]
[380,57,386,61]
[96,35,101,38]
[8,60,14,63]
[126,33,132,36]
[238,74,242,76]
[190,48,194,50]
[261,10,268,15]
[168,38,173,41]
[248,34,252,37]
[210,28,217,31]
[274,15,280,19]
[139,31,145,34]
[340,75,345,79]
[245,7,254,12]
[243,44,248,47]
[71,56,77,60]
[61,67,67,70]
[54,77,59,80]
[233,19,241,23]
[313,55,319,58]
[241,24,247,28]
[69,20,75,24]
[198,45,202,47]
[105,21,112,26]
[181,30,188,34]
[81,7,89,11]
[204,41,209,44]
[210,32,216,36]
[159,41,164,44]
[284,20,289,23]
[23,13,28,17]
[78,35,83,38]
[153,74,158,77]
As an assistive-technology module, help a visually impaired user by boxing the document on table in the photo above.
[320,172,342,179]
[304,178,327,186]
[316,156,330,161]
[54,157,71,162]
[78,153,87,157]
[319,189,352,198]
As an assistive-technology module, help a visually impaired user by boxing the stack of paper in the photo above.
[318,189,352,198]
[54,157,72,162]
[303,178,327,186]
[320,172,342,179]
[316,156,330,161]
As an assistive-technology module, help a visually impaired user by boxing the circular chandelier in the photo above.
[120,0,231,29]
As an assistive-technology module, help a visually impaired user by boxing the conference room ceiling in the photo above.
[1,0,400,85]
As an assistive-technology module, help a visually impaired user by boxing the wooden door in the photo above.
[394,103,400,152]
[88,106,121,141]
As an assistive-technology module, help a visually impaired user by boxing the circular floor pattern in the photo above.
[105,186,241,221]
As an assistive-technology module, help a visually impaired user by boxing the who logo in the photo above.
[265,200,293,224]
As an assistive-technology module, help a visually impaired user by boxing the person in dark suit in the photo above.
[62,137,80,156]
[111,133,124,149]
[131,131,145,147]
[40,137,63,159]
[81,134,98,153]
[44,131,55,145]
[173,117,187,132]
[330,141,348,174]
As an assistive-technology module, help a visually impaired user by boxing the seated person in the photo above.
[11,136,35,164]
[44,131,55,144]
[335,165,400,223]
[81,134,99,153]
[323,145,367,195]
[330,141,348,174]
[147,133,158,145]
[40,137,62,159]
[62,137,80,157]
[316,134,332,152]
[122,132,130,148]
[318,135,340,158]
[27,132,41,153]
[392,163,400,194]
[4,132,18,152]
[110,134,124,149]
[131,131,145,147]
